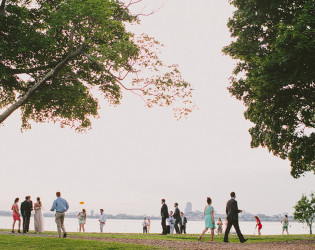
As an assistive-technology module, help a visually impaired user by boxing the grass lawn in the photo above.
[0,234,159,249]
[62,232,314,243]
[1,229,314,244]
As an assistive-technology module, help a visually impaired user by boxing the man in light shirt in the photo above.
[50,192,69,238]
[99,209,106,233]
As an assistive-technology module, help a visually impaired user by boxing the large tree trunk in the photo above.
[0,46,85,124]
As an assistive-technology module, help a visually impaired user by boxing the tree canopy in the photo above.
[0,0,194,131]
[293,192,314,234]
[223,0,315,178]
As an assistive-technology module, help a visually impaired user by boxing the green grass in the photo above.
[45,231,314,243]
[0,234,159,249]
[1,229,314,244]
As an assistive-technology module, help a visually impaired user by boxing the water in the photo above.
[1,216,313,235]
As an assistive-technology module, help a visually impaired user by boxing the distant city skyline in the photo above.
[0,0,314,217]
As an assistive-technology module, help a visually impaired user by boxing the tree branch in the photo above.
[5,63,58,75]
[0,45,86,124]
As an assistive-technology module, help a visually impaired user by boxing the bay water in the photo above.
[1,216,312,235]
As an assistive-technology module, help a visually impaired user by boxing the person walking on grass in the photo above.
[51,192,69,238]
[198,197,215,242]
[224,192,247,243]
[11,198,21,233]
[281,215,289,235]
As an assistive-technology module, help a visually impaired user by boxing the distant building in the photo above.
[91,210,94,217]
[185,202,192,214]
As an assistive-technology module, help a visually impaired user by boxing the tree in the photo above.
[294,192,315,234]
[0,0,194,132]
[223,0,315,178]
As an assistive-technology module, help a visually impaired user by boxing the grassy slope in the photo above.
[0,234,158,249]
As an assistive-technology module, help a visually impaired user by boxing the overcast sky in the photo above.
[0,0,314,217]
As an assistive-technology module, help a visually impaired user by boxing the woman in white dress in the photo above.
[34,197,44,233]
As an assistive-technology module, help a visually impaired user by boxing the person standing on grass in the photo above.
[78,209,86,232]
[217,218,223,234]
[168,211,175,234]
[142,218,148,233]
[224,192,247,243]
[160,198,169,235]
[51,192,69,238]
[11,198,21,233]
[198,197,215,242]
[281,215,289,235]
[255,216,262,235]
[180,212,187,234]
[173,203,181,234]
[20,196,33,233]
[99,209,106,233]
[147,219,151,233]
[34,197,44,233]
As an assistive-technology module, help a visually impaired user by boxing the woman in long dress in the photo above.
[78,209,86,232]
[11,198,21,233]
[34,197,44,233]
[198,197,215,242]
[147,219,151,233]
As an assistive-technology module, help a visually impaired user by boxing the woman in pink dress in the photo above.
[11,198,21,233]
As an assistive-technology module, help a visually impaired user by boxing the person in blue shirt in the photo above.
[50,192,69,238]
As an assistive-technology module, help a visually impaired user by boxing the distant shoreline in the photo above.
[0,213,293,222]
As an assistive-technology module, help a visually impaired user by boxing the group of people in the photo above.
[160,192,248,243]
[11,192,69,237]
[11,196,44,234]
[11,192,108,237]
[142,218,151,233]
[160,200,188,235]
[11,191,291,239]
[76,208,107,233]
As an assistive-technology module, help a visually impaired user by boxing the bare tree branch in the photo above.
[0,45,86,124]
[125,0,143,8]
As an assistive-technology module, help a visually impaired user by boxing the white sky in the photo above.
[0,0,314,217]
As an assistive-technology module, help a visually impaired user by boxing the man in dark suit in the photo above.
[173,203,181,234]
[160,199,169,235]
[224,192,247,243]
[20,196,33,233]
[180,212,188,234]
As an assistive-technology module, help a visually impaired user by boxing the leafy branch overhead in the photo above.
[223,0,315,178]
[0,0,195,131]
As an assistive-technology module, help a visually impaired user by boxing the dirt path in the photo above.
[2,231,315,249]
